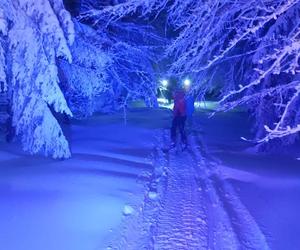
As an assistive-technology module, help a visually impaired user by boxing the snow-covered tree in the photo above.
[169,0,300,145]
[80,2,166,109]
[58,21,113,118]
[3,0,299,156]
[1,0,75,158]
[104,22,165,108]
[84,0,300,146]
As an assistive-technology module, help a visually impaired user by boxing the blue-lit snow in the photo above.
[0,109,157,250]
[1,107,300,249]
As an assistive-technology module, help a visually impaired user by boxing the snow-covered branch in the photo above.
[1,0,75,158]
[163,0,300,144]
[58,22,112,118]
[78,3,167,109]
[79,0,167,26]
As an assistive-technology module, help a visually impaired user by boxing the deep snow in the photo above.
[0,109,164,250]
[0,106,300,250]
[200,111,300,250]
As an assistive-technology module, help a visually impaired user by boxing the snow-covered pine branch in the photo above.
[2,0,75,158]
[261,123,300,142]
[105,22,166,108]
[259,84,300,141]
[58,22,112,118]
[78,2,167,109]
[216,81,300,113]
[79,0,167,26]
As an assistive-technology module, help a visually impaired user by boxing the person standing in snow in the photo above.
[171,87,187,146]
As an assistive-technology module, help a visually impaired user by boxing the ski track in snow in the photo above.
[153,130,208,249]
[110,127,270,250]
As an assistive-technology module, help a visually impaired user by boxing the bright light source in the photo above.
[157,98,169,104]
[184,79,191,87]
[161,79,168,87]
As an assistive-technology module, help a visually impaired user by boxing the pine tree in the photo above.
[1,0,75,158]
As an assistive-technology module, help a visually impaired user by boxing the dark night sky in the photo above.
[63,0,81,16]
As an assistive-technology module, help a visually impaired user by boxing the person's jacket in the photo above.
[173,90,186,117]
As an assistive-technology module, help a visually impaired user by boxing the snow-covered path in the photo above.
[154,128,270,249]
[153,130,208,249]
[114,126,270,249]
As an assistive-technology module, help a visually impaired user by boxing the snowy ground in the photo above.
[199,111,300,250]
[0,109,164,250]
[1,107,300,250]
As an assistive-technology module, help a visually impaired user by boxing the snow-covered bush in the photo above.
[1,0,75,158]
